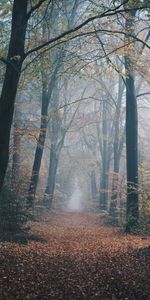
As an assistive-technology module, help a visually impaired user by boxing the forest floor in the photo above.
[0,211,150,300]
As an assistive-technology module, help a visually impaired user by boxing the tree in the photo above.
[124,6,139,232]
[109,74,125,219]
[27,56,60,206]
[0,0,28,191]
[44,75,81,207]
[11,99,22,187]
[27,0,81,207]
[43,80,62,207]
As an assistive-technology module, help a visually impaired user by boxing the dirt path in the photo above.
[0,212,150,300]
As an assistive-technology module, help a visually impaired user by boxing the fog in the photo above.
[68,177,83,211]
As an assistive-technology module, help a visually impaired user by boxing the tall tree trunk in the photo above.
[90,170,97,200]
[27,48,61,207]
[125,8,139,232]
[100,163,109,210]
[43,80,60,207]
[11,102,22,188]
[43,1,79,208]
[110,76,125,217]
[0,0,28,191]
[27,83,49,206]
[99,100,110,210]
[43,75,79,208]
[44,144,58,208]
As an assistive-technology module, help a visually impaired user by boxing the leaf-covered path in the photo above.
[0,212,150,300]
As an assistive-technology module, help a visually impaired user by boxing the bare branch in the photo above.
[136,92,150,98]
[25,0,149,58]
[27,0,48,19]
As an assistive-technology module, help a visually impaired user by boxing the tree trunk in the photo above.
[27,41,61,207]
[99,100,110,210]
[11,102,22,188]
[100,164,109,210]
[27,41,63,206]
[27,83,49,206]
[90,170,97,200]
[42,2,79,208]
[125,9,139,232]
[43,80,60,208]
[110,76,125,217]
[0,0,28,191]
[125,73,139,231]
[44,144,58,208]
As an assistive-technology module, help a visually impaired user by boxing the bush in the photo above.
[0,186,31,234]
[139,196,150,234]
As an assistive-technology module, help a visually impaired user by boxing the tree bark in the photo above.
[43,75,79,208]
[44,144,58,208]
[27,82,49,206]
[90,170,97,200]
[27,0,80,207]
[43,80,60,207]
[27,49,60,207]
[11,102,22,188]
[110,76,125,217]
[0,0,28,191]
[99,100,110,210]
[125,9,139,232]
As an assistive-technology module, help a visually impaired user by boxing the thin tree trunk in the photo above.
[43,1,80,208]
[125,9,139,232]
[0,0,28,191]
[90,170,97,200]
[99,100,109,210]
[125,72,139,231]
[44,144,58,208]
[27,83,49,206]
[43,80,60,207]
[27,51,60,207]
[100,165,109,210]
[11,102,22,188]
[110,76,125,217]
[43,77,80,208]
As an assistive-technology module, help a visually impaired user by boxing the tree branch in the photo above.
[25,0,149,58]
[27,0,48,19]
[136,92,150,98]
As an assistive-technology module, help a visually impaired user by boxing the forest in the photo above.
[0,0,150,299]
